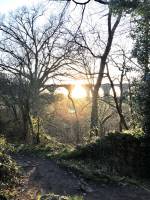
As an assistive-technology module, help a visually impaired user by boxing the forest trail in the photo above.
[12,154,150,200]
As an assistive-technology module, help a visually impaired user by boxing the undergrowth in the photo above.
[59,133,150,177]
[14,132,150,188]
[15,133,74,158]
[0,136,20,199]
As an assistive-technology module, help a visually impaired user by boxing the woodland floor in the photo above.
[11,153,150,200]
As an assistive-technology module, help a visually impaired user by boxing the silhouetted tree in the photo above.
[0,5,74,142]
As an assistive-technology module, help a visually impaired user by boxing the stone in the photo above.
[40,194,69,200]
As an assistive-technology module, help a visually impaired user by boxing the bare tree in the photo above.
[106,45,140,131]
[0,6,75,142]
[68,9,122,133]
[90,11,121,132]
[106,63,129,132]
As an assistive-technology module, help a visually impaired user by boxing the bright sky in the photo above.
[0,0,138,85]
[0,0,41,13]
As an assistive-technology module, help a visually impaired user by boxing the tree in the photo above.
[0,73,18,122]
[131,0,150,76]
[67,0,150,133]
[0,73,32,140]
[69,0,140,9]
[70,9,122,132]
[131,0,150,135]
[0,5,74,142]
[106,53,129,132]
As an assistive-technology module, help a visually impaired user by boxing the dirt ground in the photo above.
[12,154,150,200]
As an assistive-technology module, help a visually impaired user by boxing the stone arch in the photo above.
[45,83,129,98]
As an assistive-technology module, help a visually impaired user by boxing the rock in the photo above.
[60,196,68,200]
[40,194,59,200]
[40,194,69,200]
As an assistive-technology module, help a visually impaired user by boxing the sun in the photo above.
[71,84,87,99]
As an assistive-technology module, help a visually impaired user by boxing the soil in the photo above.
[12,153,150,200]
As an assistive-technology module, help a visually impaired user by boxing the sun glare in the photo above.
[71,84,87,99]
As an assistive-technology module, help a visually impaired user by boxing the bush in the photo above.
[63,132,150,178]
[0,136,14,153]
[0,136,19,192]
[0,152,19,184]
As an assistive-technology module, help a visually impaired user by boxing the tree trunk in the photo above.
[90,59,106,134]
[36,116,40,144]
[68,91,80,144]
[90,12,122,134]
[107,68,129,131]
[90,87,99,132]
[21,100,33,144]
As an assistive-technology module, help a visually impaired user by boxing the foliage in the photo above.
[127,79,142,128]
[16,133,73,159]
[0,136,14,153]
[124,128,144,137]
[0,152,19,184]
[135,79,150,135]
[59,132,150,178]
[131,1,150,71]
[130,0,150,135]
[110,0,150,135]
[0,136,20,199]
[110,0,140,14]
[0,73,32,141]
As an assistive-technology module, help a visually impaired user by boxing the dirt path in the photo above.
[12,154,150,200]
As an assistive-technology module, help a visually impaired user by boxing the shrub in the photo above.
[0,136,19,191]
[63,132,150,178]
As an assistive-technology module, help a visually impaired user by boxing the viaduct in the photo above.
[45,83,129,97]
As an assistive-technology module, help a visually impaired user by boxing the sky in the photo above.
[0,0,133,53]
[0,0,138,85]
[0,0,40,13]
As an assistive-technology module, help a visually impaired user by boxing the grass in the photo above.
[57,158,143,186]
[15,134,74,159]
[14,133,150,190]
